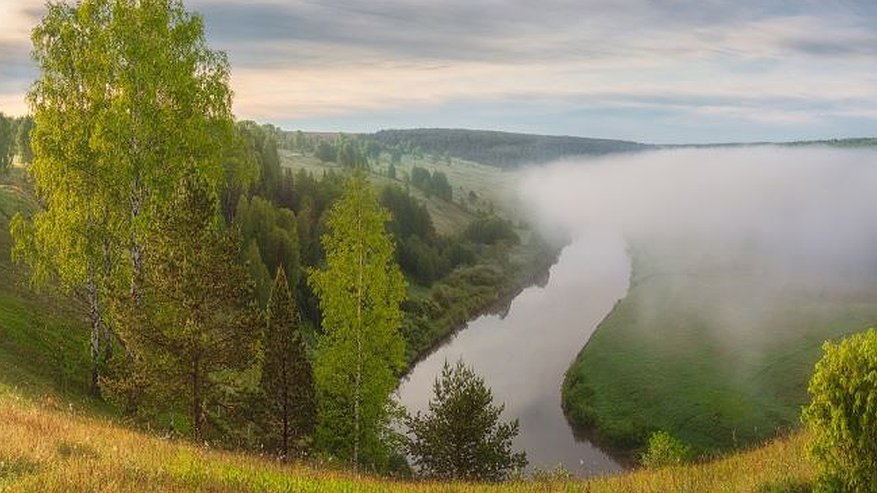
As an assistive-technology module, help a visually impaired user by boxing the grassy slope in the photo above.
[0,391,812,492]
[0,168,99,407]
[563,247,877,454]
[279,150,522,236]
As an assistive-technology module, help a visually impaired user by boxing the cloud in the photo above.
[0,0,875,141]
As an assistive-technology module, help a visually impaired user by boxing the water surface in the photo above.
[396,231,631,476]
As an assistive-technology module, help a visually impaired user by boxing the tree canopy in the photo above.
[14,0,235,397]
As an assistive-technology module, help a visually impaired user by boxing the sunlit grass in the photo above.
[0,392,812,492]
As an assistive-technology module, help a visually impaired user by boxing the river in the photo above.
[396,231,631,476]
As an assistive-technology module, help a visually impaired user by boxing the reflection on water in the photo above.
[396,231,631,476]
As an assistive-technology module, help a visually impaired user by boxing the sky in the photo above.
[1,0,876,144]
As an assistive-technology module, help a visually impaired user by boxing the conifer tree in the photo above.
[261,266,315,457]
[405,359,527,482]
[309,171,406,468]
[136,174,259,440]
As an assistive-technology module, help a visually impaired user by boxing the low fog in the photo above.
[521,146,877,288]
[520,146,877,356]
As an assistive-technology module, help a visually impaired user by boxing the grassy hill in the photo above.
[563,246,877,455]
[0,388,813,492]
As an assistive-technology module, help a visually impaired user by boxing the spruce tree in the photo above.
[261,266,315,457]
[405,359,527,482]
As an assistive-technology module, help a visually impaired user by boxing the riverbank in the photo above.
[562,244,877,457]
[401,236,563,369]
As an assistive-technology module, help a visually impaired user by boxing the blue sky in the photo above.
[2,0,876,143]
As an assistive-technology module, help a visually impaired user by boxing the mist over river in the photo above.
[396,232,631,476]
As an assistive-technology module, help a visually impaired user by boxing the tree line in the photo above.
[0,113,33,171]
[8,0,526,481]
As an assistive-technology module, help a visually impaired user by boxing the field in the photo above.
[563,245,877,454]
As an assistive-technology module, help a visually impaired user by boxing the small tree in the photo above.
[802,328,877,493]
[261,266,315,457]
[0,113,13,171]
[404,359,527,482]
[641,431,692,468]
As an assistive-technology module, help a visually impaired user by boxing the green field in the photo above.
[562,245,877,455]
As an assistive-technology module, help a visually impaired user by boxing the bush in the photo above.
[641,431,692,468]
[802,328,877,493]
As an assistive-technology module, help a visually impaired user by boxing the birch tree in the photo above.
[12,0,233,397]
[309,171,406,468]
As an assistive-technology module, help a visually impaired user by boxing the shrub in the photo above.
[641,431,692,468]
[802,328,877,493]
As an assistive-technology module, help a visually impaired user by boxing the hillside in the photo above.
[0,389,813,492]
[0,168,98,408]
[368,129,652,168]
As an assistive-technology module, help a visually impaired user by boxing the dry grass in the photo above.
[0,391,812,493]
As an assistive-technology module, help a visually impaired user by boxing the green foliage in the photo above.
[220,123,261,220]
[315,141,337,163]
[0,113,13,171]
[18,0,234,397]
[802,328,877,493]
[409,166,452,201]
[379,185,451,285]
[641,431,692,468]
[243,240,272,305]
[125,175,260,440]
[15,116,34,165]
[309,171,406,469]
[404,359,527,481]
[234,195,300,306]
[260,266,315,457]
[463,216,519,245]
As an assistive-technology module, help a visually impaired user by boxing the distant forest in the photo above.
[368,128,651,168]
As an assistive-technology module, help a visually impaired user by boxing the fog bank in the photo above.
[521,146,877,286]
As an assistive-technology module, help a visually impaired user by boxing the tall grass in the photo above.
[0,393,812,493]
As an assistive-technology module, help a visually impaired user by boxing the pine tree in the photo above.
[405,359,527,482]
[309,171,406,468]
[261,266,315,457]
[136,174,260,440]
